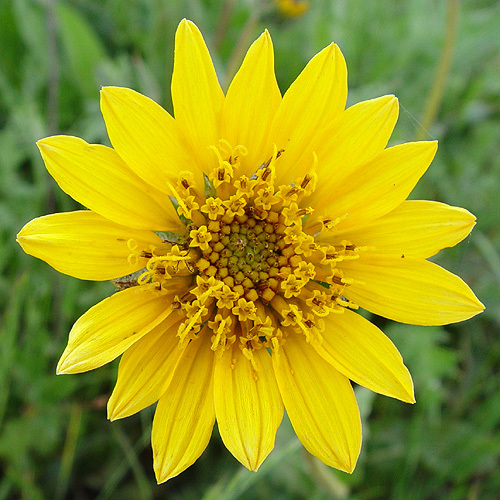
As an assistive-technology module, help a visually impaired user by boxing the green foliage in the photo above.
[1,0,499,498]
[55,2,108,99]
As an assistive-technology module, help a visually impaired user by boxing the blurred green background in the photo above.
[1,0,499,498]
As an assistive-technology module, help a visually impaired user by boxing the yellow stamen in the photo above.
[177,304,207,346]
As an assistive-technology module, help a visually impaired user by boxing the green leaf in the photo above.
[55,2,107,99]
[12,0,49,77]
[0,0,24,87]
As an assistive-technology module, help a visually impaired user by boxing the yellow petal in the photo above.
[331,200,476,258]
[273,334,361,473]
[16,211,161,281]
[37,136,183,231]
[341,255,485,325]
[221,30,281,178]
[271,43,347,186]
[107,314,185,421]
[318,309,414,403]
[57,286,174,374]
[312,95,399,212]
[315,141,437,230]
[171,19,224,174]
[100,86,204,198]
[152,329,215,483]
[214,343,284,470]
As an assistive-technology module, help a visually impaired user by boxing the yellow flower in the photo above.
[275,0,310,17]
[17,19,484,483]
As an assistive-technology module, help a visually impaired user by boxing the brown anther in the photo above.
[261,167,272,181]
[331,275,346,286]
[301,175,312,189]
[141,251,153,258]
[262,149,284,169]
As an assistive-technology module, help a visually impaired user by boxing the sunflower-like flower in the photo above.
[17,19,483,482]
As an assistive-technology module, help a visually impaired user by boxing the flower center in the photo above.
[195,206,303,304]
[124,141,365,366]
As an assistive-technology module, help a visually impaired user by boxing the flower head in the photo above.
[275,0,310,17]
[17,19,483,482]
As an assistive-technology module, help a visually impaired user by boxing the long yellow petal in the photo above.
[314,141,437,229]
[107,314,185,421]
[318,309,414,403]
[330,200,476,258]
[152,329,215,483]
[16,211,161,281]
[312,96,399,211]
[214,343,284,470]
[37,136,182,231]
[171,19,224,174]
[271,43,347,186]
[57,286,174,374]
[221,30,281,178]
[100,86,204,198]
[273,333,361,473]
[341,255,485,325]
